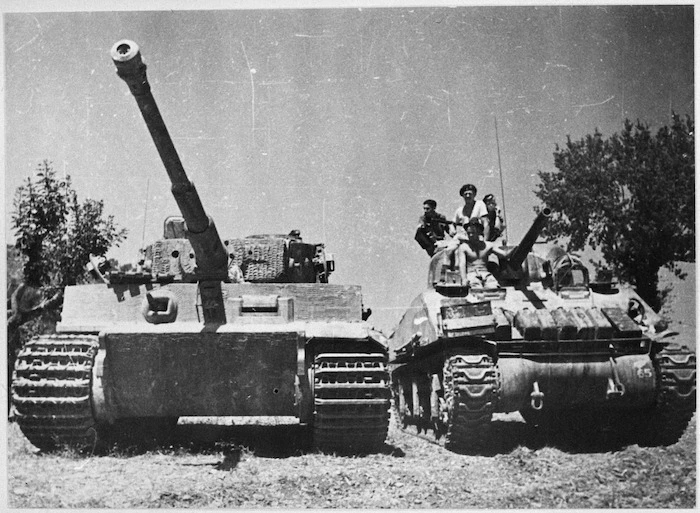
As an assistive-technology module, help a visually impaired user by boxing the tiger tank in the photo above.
[390,208,695,452]
[11,40,390,454]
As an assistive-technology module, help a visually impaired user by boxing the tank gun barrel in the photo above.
[506,208,551,270]
[111,40,227,280]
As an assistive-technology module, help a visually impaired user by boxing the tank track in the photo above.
[312,352,390,453]
[442,354,499,453]
[644,342,696,446]
[12,334,101,452]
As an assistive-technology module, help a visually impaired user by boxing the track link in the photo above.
[442,354,498,453]
[12,334,101,451]
[313,352,390,453]
[645,342,696,445]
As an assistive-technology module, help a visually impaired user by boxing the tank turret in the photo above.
[428,208,553,290]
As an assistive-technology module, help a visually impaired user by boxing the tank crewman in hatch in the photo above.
[457,218,507,288]
[450,184,490,241]
[482,193,505,242]
[415,199,451,256]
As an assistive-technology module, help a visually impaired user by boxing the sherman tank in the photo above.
[390,208,696,452]
[11,40,390,454]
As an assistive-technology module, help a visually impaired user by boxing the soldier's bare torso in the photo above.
[462,240,494,272]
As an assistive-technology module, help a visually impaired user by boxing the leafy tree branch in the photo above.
[535,114,694,310]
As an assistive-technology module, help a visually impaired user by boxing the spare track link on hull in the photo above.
[12,334,100,451]
[647,343,696,445]
[443,354,498,453]
[313,352,390,453]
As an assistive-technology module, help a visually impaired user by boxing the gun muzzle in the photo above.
[506,207,552,270]
[111,40,150,97]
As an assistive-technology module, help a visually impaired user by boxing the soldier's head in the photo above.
[459,184,477,201]
[423,199,437,215]
[483,193,497,211]
[464,217,483,240]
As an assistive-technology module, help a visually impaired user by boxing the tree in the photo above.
[9,160,127,340]
[12,160,128,287]
[535,114,694,310]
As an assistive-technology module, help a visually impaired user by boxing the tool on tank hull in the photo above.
[11,40,390,454]
[390,208,695,452]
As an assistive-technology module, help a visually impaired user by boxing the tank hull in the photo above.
[12,283,391,453]
[390,285,696,453]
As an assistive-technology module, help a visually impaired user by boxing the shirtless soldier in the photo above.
[457,218,508,288]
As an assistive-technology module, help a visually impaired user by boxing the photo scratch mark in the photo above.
[294,33,334,38]
[422,144,434,168]
[365,36,375,74]
[542,61,572,73]
[574,95,615,116]
[443,90,452,129]
[240,41,256,132]
[13,15,41,53]
[469,118,479,136]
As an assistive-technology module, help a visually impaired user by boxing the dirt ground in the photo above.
[5,263,696,509]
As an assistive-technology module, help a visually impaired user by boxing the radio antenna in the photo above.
[141,177,150,250]
[494,116,508,245]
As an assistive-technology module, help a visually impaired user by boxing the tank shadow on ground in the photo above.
[489,419,632,455]
[397,418,634,456]
[103,423,405,459]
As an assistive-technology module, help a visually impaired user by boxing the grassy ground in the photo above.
[6,413,696,508]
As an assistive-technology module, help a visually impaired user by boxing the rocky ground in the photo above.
[5,263,696,509]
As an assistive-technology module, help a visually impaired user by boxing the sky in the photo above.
[3,3,694,333]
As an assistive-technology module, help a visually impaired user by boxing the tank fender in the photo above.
[388,294,439,358]
[596,285,669,334]
[367,328,389,351]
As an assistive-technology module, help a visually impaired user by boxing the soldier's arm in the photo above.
[481,216,490,242]
[448,210,459,236]
[490,243,508,259]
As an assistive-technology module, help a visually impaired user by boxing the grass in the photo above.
[6,414,696,509]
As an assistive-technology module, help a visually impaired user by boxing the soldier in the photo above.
[228,261,246,283]
[451,184,490,241]
[483,193,505,242]
[415,199,451,256]
[457,218,507,288]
